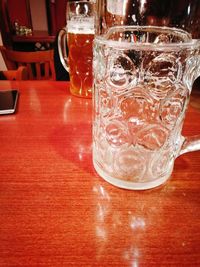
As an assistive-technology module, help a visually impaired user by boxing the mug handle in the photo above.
[179,57,200,156]
[179,135,200,155]
[57,28,69,72]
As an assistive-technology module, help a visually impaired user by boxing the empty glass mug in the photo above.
[92,0,200,190]
[58,1,95,98]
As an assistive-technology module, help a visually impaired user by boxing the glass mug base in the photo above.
[69,85,92,98]
[93,158,174,190]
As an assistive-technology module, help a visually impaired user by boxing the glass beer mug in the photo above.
[92,0,200,190]
[58,1,95,98]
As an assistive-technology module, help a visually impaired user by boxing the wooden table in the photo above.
[0,81,200,266]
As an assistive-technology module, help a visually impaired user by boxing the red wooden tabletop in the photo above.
[0,81,200,266]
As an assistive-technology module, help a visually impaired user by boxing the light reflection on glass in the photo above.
[187,4,191,16]
[139,0,147,15]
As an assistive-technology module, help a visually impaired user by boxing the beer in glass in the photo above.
[67,1,95,98]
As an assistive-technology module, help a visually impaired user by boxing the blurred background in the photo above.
[0,0,67,70]
[0,0,199,86]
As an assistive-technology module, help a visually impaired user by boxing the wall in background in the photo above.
[30,0,48,31]
[0,32,6,70]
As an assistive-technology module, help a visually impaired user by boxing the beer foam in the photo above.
[67,18,95,34]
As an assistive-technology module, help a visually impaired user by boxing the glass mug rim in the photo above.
[95,25,200,51]
[67,0,95,5]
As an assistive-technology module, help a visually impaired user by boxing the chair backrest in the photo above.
[0,46,56,80]
[0,66,28,80]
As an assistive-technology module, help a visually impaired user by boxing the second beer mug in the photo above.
[58,1,95,98]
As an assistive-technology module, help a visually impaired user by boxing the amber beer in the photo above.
[67,26,94,98]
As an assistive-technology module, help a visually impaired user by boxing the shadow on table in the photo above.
[50,122,93,173]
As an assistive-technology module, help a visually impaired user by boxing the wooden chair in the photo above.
[0,66,28,80]
[0,46,56,80]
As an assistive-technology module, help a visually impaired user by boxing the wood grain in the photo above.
[0,81,200,266]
